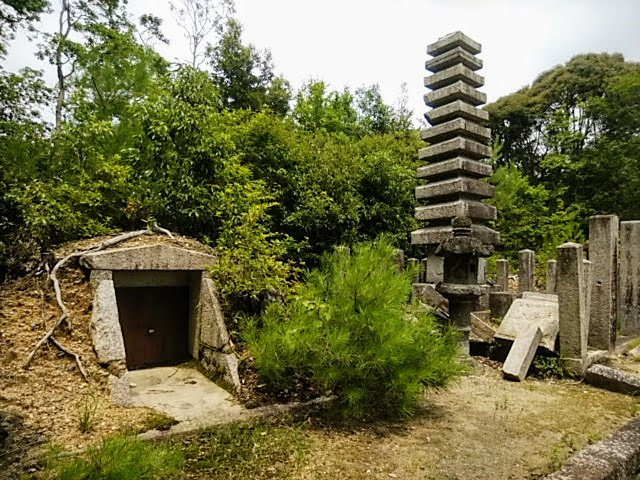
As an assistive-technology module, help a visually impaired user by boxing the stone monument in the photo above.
[413,32,499,351]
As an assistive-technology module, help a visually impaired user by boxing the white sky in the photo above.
[5,0,640,123]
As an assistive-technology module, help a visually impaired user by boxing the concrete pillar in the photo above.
[588,215,619,350]
[518,249,535,292]
[618,221,640,336]
[557,243,587,376]
[496,259,509,292]
[425,254,444,283]
[546,260,557,294]
[478,258,487,284]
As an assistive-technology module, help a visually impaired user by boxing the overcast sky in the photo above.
[5,0,640,123]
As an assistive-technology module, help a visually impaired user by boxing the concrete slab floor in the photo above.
[128,365,245,431]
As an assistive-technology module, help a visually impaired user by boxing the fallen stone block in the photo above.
[495,297,558,351]
[502,323,542,381]
[470,311,495,343]
[412,283,449,311]
[585,364,640,395]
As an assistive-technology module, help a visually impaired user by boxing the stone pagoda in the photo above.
[413,31,499,351]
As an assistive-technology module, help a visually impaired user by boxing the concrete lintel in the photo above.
[81,244,216,271]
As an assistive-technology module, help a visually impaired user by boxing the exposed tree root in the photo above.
[24,223,173,379]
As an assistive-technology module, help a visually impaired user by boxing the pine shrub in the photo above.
[44,435,183,480]
[244,237,464,418]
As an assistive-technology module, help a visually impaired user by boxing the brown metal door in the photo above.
[115,286,189,370]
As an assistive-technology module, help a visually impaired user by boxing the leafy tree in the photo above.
[207,18,291,114]
[0,0,48,57]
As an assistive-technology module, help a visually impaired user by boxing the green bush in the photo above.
[244,237,464,418]
[44,435,183,480]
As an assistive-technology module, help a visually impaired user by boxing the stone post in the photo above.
[496,259,509,292]
[557,242,587,376]
[583,259,592,343]
[546,260,557,294]
[478,258,487,284]
[518,249,535,292]
[588,215,618,350]
[618,221,640,336]
[407,258,420,283]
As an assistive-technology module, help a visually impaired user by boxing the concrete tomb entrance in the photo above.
[80,243,241,401]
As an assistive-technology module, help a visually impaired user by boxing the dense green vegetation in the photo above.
[245,238,464,417]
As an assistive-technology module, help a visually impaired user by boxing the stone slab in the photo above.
[425,46,482,73]
[416,177,495,200]
[419,136,492,162]
[584,364,640,395]
[416,156,492,181]
[425,100,489,126]
[415,199,496,222]
[411,224,500,246]
[421,117,490,145]
[618,221,640,336]
[494,298,559,351]
[81,244,216,271]
[424,64,484,90]
[543,416,640,480]
[502,323,542,381]
[89,271,126,364]
[427,31,481,56]
[198,274,230,350]
[424,81,486,109]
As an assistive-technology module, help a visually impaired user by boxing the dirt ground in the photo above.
[293,361,640,480]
